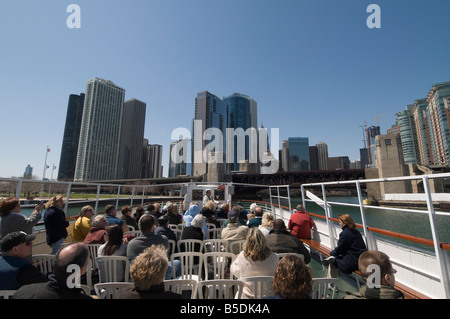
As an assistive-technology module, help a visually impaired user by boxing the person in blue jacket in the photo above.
[323,214,367,276]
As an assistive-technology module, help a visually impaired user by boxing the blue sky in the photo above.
[1,0,450,178]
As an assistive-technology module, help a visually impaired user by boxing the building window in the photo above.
[385,139,392,146]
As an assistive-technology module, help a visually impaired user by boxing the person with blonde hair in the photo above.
[230,228,279,299]
[322,214,367,277]
[267,255,313,299]
[43,196,69,254]
[120,245,182,299]
[72,205,94,242]
[258,212,274,236]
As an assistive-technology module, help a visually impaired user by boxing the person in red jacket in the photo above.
[288,205,316,239]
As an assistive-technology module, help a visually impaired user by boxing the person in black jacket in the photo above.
[322,214,367,276]
[266,219,311,264]
[13,242,92,299]
[44,196,69,254]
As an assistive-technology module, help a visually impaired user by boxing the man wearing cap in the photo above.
[221,208,249,254]
[0,231,47,290]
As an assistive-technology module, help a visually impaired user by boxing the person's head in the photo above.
[92,214,107,229]
[227,209,239,224]
[296,205,305,213]
[243,228,272,262]
[261,213,274,227]
[135,206,145,216]
[53,242,89,285]
[154,203,161,212]
[272,255,312,299]
[205,190,211,196]
[272,218,286,230]
[358,250,397,287]
[0,197,20,217]
[139,214,155,233]
[188,204,200,217]
[158,215,169,227]
[0,231,35,258]
[254,206,264,217]
[338,214,356,230]
[172,203,178,214]
[205,200,215,212]
[102,224,124,256]
[146,203,155,213]
[80,205,94,218]
[105,205,116,216]
[130,245,168,290]
[249,203,258,213]
[45,195,65,209]
[191,213,204,229]
[121,205,132,216]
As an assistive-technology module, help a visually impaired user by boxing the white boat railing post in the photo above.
[15,179,22,200]
[94,185,101,213]
[287,185,292,214]
[321,183,336,250]
[116,186,121,208]
[130,186,135,207]
[301,184,306,209]
[356,181,375,250]
[423,176,450,298]
[64,183,72,213]
[141,186,146,206]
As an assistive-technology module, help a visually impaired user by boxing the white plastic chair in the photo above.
[203,239,228,253]
[275,252,305,262]
[216,219,227,228]
[171,252,204,281]
[198,279,244,299]
[203,252,236,280]
[86,244,102,272]
[311,278,338,299]
[96,256,131,283]
[228,240,246,254]
[168,239,176,256]
[177,239,204,253]
[206,222,216,229]
[207,228,223,239]
[241,276,274,299]
[168,224,180,230]
[0,290,16,299]
[127,225,135,232]
[164,279,198,299]
[172,229,182,241]
[31,254,55,276]
[94,282,134,299]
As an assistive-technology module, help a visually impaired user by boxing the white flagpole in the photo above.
[42,146,50,180]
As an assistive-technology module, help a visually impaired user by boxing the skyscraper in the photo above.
[366,126,381,168]
[58,93,85,181]
[169,138,188,177]
[223,93,258,173]
[316,142,329,170]
[396,105,420,165]
[288,137,310,171]
[192,91,227,177]
[74,78,125,181]
[117,99,146,179]
[143,140,163,179]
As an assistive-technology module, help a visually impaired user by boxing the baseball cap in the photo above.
[0,231,36,252]
[228,210,239,223]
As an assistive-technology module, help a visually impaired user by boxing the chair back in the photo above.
[207,228,222,239]
[172,229,182,241]
[203,239,228,253]
[171,252,204,281]
[0,290,16,299]
[96,256,130,283]
[275,252,304,261]
[311,278,338,299]
[94,282,134,299]
[203,252,236,280]
[177,239,204,253]
[123,230,142,238]
[168,224,180,230]
[32,254,55,276]
[86,244,102,271]
[228,240,246,254]
[198,279,244,299]
[164,279,198,299]
[241,276,274,299]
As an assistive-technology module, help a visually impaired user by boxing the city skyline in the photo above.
[1,1,450,179]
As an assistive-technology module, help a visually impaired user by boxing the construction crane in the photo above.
[372,114,385,127]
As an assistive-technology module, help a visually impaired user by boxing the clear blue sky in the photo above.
[1,0,450,179]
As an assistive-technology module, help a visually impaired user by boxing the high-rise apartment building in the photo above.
[74,78,125,181]
[412,98,433,165]
[58,93,85,181]
[117,99,146,179]
[288,137,310,171]
[142,140,163,179]
[396,105,420,165]
[223,93,258,173]
[316,142,329,170]
[169,139,188,177]
[366,126,381,168]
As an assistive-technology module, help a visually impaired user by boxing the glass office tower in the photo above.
[288,137,310,171]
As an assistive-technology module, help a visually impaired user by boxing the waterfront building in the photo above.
[412,98,433,165]
[281,140,289,172]
[74,78,125,181]
[23,165,33,179]
[328,156,350,170]
[288,137,310,171]
[223,93,258,173]
[117,99,146,179]
[316,142,329,170]
[309,146,319,170]
[58,93,85,181]
[396,104,420,165]
[143,140,163,179]
[366,126,381,168]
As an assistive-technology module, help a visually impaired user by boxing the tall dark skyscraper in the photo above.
[58,93,85,181]
[117,98,146,179]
